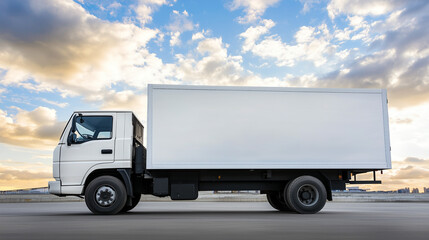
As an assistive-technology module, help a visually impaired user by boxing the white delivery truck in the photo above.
[49,84,391,214]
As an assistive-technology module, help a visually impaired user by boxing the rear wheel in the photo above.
[85,176,127,215]
[285,175,327,214]
[121,194,141,212]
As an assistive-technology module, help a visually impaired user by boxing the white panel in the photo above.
[147,85,391,170]
[122,113,133,163]
[114,113,125,162]
[114,112,133,162]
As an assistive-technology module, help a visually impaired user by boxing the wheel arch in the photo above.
[83,169,132,197]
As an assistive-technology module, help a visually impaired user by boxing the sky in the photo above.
[0,0,428,191]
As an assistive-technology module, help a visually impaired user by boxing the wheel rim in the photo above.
[95,185,116,207]
[297,184,319,206]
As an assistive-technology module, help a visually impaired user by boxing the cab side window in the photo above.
[70,116,113,143]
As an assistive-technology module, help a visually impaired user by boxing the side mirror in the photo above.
[67,133,76,146]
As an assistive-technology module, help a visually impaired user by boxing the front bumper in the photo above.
[48,180,61,195]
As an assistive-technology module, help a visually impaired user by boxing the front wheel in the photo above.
[284,176,327,214]
[85,176,127,215]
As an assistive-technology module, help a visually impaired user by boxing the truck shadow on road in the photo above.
[45,210,339,217]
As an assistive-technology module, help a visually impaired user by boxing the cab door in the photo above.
[60,112,116,186]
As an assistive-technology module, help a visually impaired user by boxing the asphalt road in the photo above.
[1,201,428,240]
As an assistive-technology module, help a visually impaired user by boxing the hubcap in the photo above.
[297,184,319,206]
[95,186,116,207]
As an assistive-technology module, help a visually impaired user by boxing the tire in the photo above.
[121,194,141,212]
[267,191,292,211]
[85,176,127,215]
[285,176,327,214]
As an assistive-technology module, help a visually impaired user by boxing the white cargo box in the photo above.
[147,84,391,170]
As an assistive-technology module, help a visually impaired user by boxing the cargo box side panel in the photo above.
[147,85,390,170]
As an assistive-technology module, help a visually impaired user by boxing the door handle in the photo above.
[101,149,113,154]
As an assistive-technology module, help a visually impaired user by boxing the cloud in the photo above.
[192,32,204,41]
[0,0,286,106]
[134,0,167,25]
[391,166,429,180]
[300,0,320,13]
[167,10,196,46]
[108,2,122,9]
[228,0,280,23]
[191,29,211,42]
[99,90,148,121]
[174,36,287,87]
[0,159,50,167]
[278,1,429,108]
[387,103,429,162]
[40,99,69,108]
[0,167,51,181]
[390,117,412,124]
[327,0,408,19]
[0,166,52,190]
[333,16,372,42]
[175,37,247,85]
[403,157,428,164]
[240,19,275,52]
[167,10,195,32]
[170,31,181,46]
[0,107,65,149]
[241,21,336,67]
[390,157,429,182]
[0,0,164,98]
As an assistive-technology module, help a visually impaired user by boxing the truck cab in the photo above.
[49,111,144,214]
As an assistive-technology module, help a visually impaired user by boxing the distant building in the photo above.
[397,187,410,193]
[412,188,420,193]
[424,187,429,193]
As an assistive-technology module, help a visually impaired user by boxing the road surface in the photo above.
[0,201,428,240]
